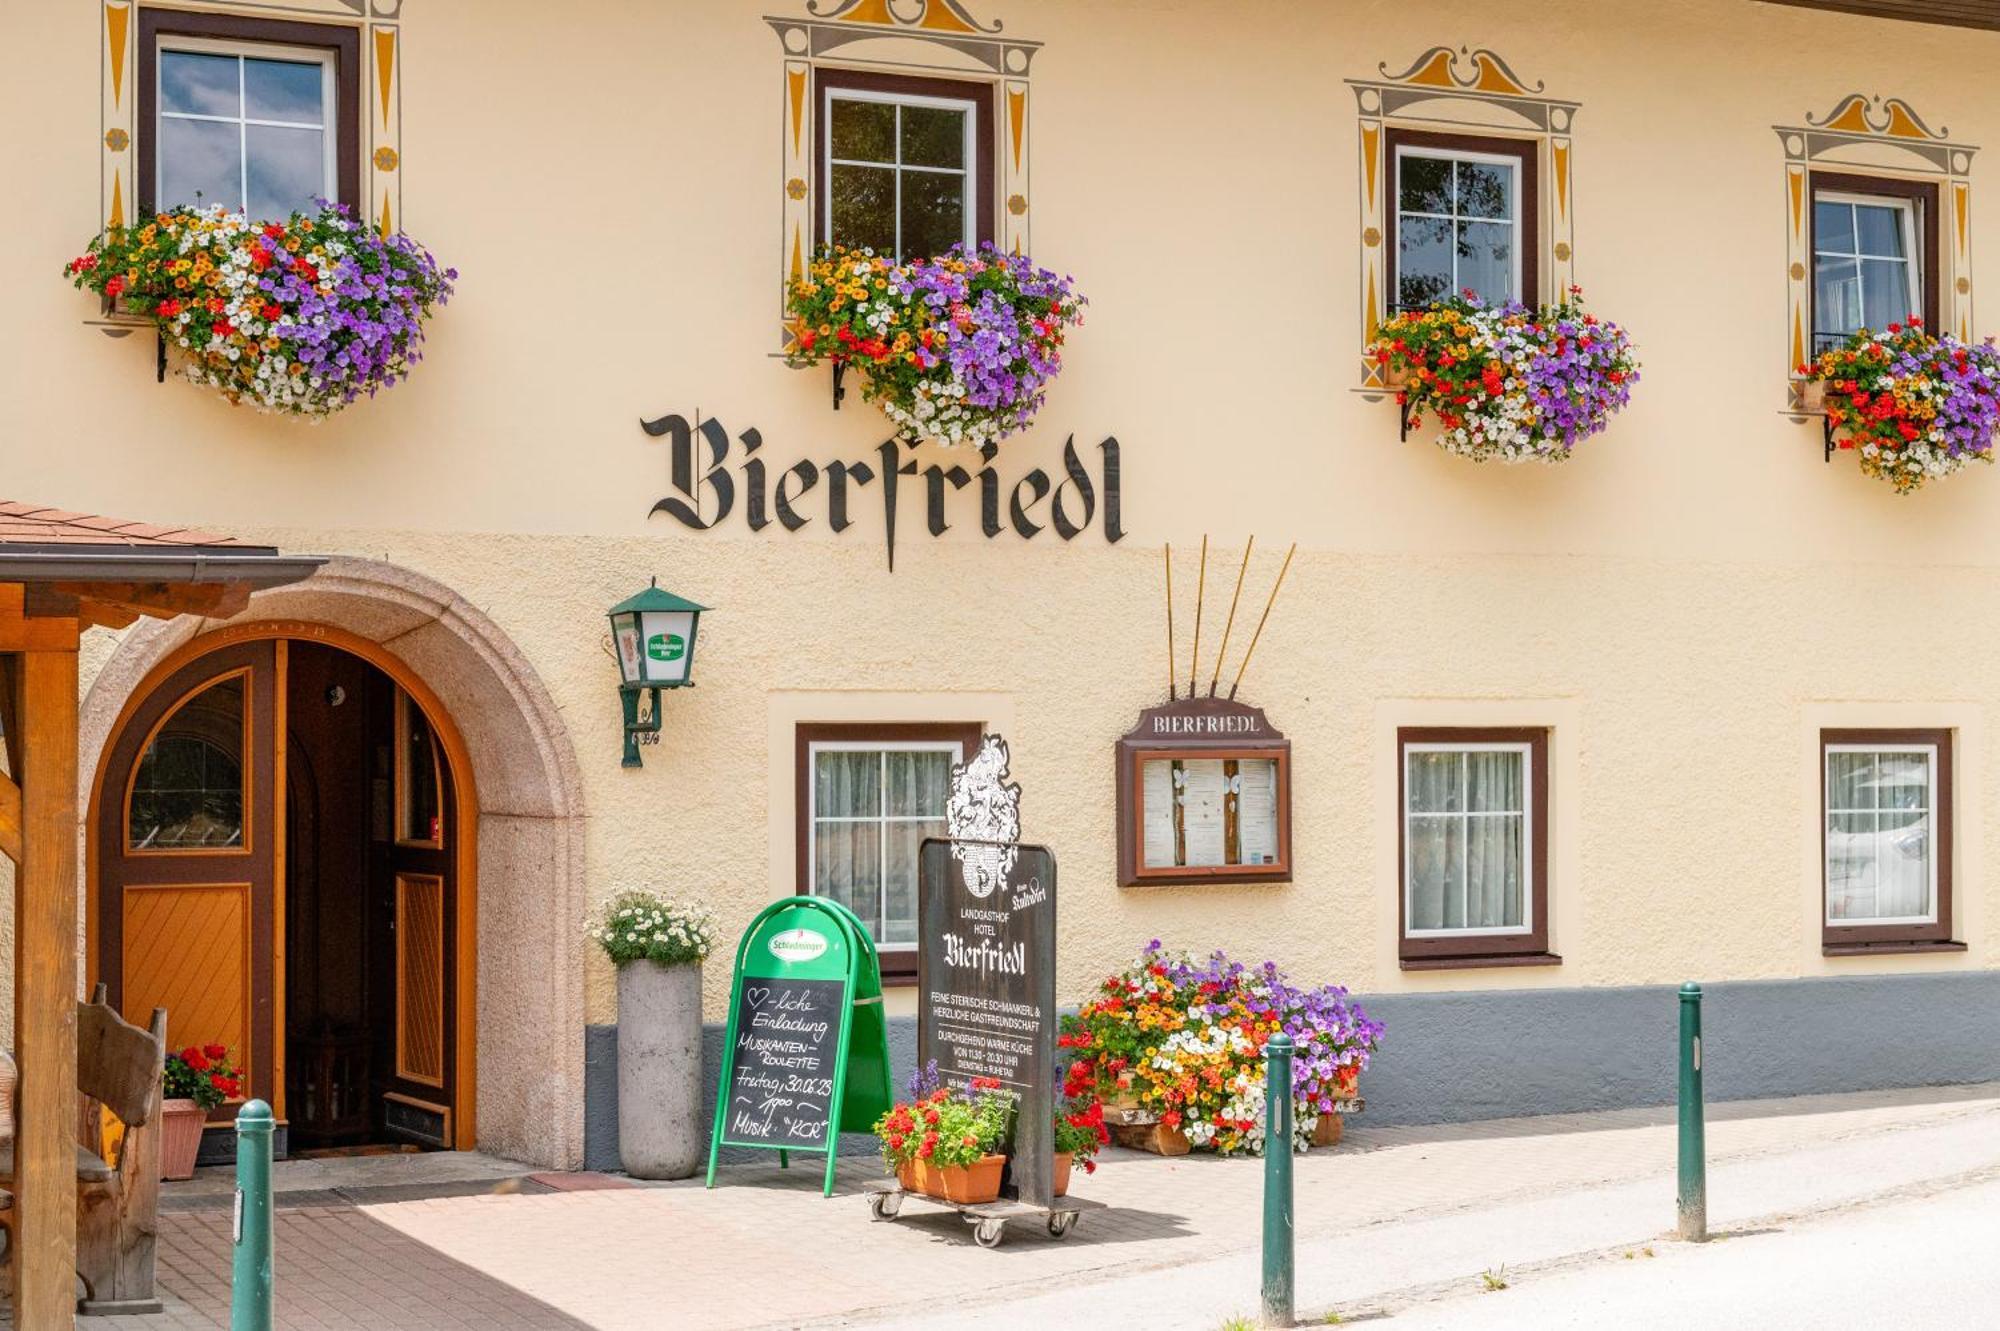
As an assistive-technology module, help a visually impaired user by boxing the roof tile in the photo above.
[0,502,252,549]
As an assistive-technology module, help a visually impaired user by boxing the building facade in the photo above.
[5,0,2000,1170]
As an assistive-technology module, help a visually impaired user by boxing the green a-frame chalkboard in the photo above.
[706,896,893,1196]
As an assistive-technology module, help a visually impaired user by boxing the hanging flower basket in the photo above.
[1368,289,1639,463]
[1803,319,2000,493]
[65,202,454,418]
[785,242,1085,450]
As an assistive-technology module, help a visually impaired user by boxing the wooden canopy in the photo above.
[0,502,319,1325]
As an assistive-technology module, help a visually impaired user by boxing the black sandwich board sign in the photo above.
[705,896,893,1196]
[918,734,1060,1209]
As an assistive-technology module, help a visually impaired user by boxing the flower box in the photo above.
[1798,379,1826,414]
[1367,290,1639,464]
[785,243,1085,451]
[1053,1151,1074,1198]
[900,1154,1007,1204]
[66,203,454,417]
[1110,1120,1191,1156]
[1802,320,2000,492]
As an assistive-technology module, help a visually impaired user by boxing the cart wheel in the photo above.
[1047,1211,1077,1238]
[868,1192,902,1221]
[973,1219,1007,1248]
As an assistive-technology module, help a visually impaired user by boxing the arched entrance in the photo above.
[82,559,586,1168]
[93,632,471,1155]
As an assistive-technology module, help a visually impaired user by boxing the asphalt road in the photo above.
[1389,1171,2000,1330]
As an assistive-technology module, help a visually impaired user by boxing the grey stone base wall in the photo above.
[581,970,2000,1173]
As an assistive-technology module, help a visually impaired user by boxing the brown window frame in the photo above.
[794,721,981,984]
[1384,128,1541,315]
[1807,172,1941,354]
[1397,727,1556,970]
[137,8,362,216]
[812,67,997,257]
[1820,728,1961,954]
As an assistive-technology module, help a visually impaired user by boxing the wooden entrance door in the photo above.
[376,688,459,1146]
[96,640,279,1122]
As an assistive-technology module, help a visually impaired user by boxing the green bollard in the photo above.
[1677,983,1707,1242]
[1262,1031,1295,1328]
[231,1100,275,1331]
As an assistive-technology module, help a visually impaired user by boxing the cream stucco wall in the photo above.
[5,0,2000,1049]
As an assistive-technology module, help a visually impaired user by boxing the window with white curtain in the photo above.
[1398,728,1553,966]
[1820,729,1956,951]
[808,738,966,952]
[1404,743,1531,936]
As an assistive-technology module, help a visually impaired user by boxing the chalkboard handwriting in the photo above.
[750,1009,830,1042]
[942,933,1028,978]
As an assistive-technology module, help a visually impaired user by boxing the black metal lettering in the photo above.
[1010,469,1052,539]
[877,438,919,572]
[1051,435,1095,540]
[826,459,875,534]
[644,413,734,530]
[774,459,819,531]
[923,463,974,536]
[740,427,769,532]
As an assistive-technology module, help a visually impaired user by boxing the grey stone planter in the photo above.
[615,960,703,1179]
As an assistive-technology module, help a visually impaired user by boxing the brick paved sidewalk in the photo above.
[7,1083,1998,1329]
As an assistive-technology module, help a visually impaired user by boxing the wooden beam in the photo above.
[16,647,80,1328]
[0,616,80,654]
[0,770,21,865]
[52,581,251,622]
[73,600,141,632]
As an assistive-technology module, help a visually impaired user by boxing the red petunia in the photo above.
[203,1043,226,1060]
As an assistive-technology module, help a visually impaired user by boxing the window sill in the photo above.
[1822,940,1967,958]
[1400,951,1562,972]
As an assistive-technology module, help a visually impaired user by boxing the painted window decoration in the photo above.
[1138,757,1282,872]
[156,42,335,218]
[1394,145,1520,310]
[129,672,247,851]
[398,691,442,848]
[1397,728,1553,966]
[1821,731,1955,949]
[1812,184,1929,352]
[825,86,977,260]
[809,740,965,951]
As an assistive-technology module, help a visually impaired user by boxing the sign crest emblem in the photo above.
[946,734,1022,898]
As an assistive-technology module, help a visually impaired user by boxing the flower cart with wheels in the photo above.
[862,1070,1108,1248]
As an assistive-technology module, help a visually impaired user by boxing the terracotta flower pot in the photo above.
[1053,1151,1073,1197]
[1382,362,1412,389]
[1800,379,1827,413]
[1310,1113,1344,1149]
[908,1154,1005,1204]
[895,1157,918,1192]
[159,1098,206,1181]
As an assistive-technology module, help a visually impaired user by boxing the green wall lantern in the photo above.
[608,579,709,768]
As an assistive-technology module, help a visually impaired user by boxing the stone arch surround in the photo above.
[79,557,587,1169]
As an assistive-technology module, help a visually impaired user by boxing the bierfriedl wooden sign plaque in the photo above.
[1116,696,1293,887]
[705,896,893,1196]
[917,735,1059,1209]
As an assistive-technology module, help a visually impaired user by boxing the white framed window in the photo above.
[1393,143,1523,310]
[1403,741,1533,938]
[1813,192,1922,346]
[1823,742,1939,928]
[156,38,336,219]
[822,84,978,259]
[806,737,968,951]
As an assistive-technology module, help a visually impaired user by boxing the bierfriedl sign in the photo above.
[639,412,1125,570]
[705,896,893,1196]
[918,735,1059,1208]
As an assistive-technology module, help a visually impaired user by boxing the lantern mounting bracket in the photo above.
[832,359,848,410]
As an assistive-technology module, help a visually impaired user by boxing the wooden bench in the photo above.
[0,985,167,1315]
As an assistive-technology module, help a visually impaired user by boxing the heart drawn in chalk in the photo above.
[746,987,771,1009]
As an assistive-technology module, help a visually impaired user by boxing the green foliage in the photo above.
[874,1078,1015,1170]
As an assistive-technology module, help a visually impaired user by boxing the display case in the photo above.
[1115,698,1292,886]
